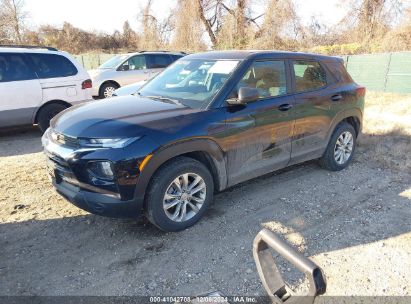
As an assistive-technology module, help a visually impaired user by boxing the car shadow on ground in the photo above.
[0,131,410,296]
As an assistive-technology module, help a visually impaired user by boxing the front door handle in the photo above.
[278,104,293,111]
[331,94,343,101]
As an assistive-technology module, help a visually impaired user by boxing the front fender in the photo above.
[134,138,227,204]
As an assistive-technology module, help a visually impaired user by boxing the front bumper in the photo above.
[42,129,150,218]
[53,179,142,218]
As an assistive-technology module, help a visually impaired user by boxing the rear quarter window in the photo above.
[27,53,78,79]
[326,60,353,83]
[293,60,327,92]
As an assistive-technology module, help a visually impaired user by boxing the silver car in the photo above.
[89,51,185,98]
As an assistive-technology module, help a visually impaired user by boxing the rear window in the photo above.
[27,53,78,79]
[293,60,327,92]
[0,53,37,82]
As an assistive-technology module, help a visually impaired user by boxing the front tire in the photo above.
[145,157,214,232]
[319,122,356,171]
[37,103,68,133]
[99,83,118,98]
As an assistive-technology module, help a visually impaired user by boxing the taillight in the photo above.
[356,86,366,97]
[82,79,92,89]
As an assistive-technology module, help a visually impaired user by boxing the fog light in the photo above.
[88,161,114,180]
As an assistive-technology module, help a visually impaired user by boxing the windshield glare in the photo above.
[99,55,128,69]
[138,59,240,108]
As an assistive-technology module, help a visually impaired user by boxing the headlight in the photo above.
[88,161,114,180]
[78,137,141,148]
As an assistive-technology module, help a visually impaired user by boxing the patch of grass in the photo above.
[358,92,411,172]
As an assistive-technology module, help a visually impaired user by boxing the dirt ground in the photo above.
[0,93,410,299]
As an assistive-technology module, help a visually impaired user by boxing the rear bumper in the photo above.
[54,179,143,218]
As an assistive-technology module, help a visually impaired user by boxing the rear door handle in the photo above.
[278,104,293,111]
[331,94,343,101]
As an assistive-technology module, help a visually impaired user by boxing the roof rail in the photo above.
[138,50,187,54]
[0,45,58,51]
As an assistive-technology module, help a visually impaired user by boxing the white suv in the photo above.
[0,45,93,132]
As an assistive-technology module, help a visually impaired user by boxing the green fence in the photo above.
[345,51,411,94]
[73,53,117,70]
[75,51,411,94]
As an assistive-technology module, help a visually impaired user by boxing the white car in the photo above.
[0,45,93,132]
[88,51,185,98]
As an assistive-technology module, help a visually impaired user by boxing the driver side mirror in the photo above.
[227,87,259,105]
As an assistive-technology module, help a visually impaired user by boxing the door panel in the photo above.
[289,60,337,164]
[0,79,42,127]
[146,54,172,81]
[120,69,150,85]
[222,96,294,186]
[0,53,42,127]
[117,55,150,86]
[220,59,294,186]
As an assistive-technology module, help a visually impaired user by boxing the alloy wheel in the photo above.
[162,173,206,222]
[334,131,354,165]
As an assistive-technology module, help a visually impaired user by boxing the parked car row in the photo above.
[0,46,184,131]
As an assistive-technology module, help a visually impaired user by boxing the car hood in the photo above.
[88,68,111,79]
[113,80,147,97]
[51,95,196,138]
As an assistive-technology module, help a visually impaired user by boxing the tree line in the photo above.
[1,0,410,55]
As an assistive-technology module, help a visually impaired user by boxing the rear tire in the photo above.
[145,157,214,232]
[99,83,119,99]
[37,103,68,133]
[319,122,356,171]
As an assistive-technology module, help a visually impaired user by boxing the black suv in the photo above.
[42,51,365,232]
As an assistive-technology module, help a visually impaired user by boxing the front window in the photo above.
[99,55,128,69]
[120,55,146,71]
[138,59,240,109]
[235,60,287,99]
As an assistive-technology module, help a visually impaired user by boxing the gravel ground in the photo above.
[0,127,410,299]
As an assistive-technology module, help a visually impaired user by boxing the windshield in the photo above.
[138,59,240,109]
[99,55,128,69]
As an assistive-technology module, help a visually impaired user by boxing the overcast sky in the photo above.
[25,0,347,33]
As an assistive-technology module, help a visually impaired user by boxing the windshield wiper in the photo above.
[144,95,184,106]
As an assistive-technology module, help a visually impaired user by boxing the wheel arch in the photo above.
[135,138,228,206]
[326,108,363,143]
[33,99,71,124]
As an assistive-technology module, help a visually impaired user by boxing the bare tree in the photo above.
[0,0,28,43]
[122,21,139,50]
[171,0,206,51]
[251,0,301,50]
[340,0,401,42]
[139,0,162,50]
[196,0,263,49]
[197,0,219,47]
